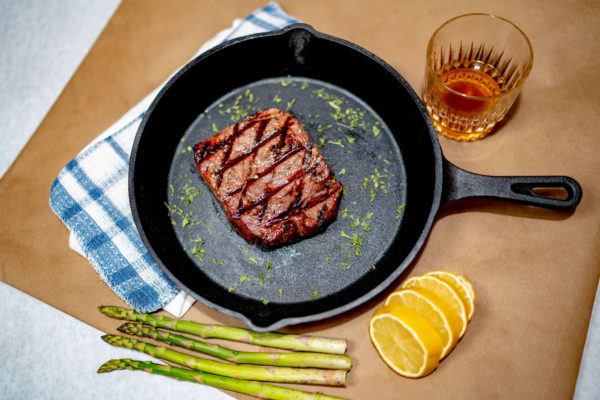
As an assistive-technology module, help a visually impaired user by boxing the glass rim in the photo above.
[426,13,534,100]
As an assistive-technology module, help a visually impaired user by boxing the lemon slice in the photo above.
[369,304,443,378]
[401,275,468,337]
[386,288,459,359]
[425,271,475,321]
[456,274,475,303]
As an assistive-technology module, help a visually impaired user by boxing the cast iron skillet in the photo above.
[129,24,582,331]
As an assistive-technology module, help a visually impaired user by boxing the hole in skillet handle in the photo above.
[530,187,569,199]
[442,159,583,211]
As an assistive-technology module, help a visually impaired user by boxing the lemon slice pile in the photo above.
[369,270,475,378]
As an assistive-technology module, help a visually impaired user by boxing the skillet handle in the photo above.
[442,160,582,211]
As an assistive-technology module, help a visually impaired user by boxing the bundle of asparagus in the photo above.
[97,306,352,400]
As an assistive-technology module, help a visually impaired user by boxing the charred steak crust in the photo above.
[193,108,343,247]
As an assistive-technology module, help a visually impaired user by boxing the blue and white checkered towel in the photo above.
[49,2,300,317]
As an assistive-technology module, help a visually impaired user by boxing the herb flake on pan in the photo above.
[396,204,405,221]
[361,221,371,232]
[310,288,320,300]
[316,136,327,148]
[327,139,345,148]
[189,237,206,261]
[286,98,296,110]
[372,125,381,137]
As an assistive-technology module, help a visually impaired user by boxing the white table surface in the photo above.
[0,1,597,399]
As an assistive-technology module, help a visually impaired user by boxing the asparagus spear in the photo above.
[102,335,346,386]
[98,359,347,400]
[118,322,352,370]
[99,306,347,355]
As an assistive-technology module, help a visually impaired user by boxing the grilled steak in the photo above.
[193,108,343,247]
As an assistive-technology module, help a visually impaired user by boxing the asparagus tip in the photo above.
[101,334,129,347]
[117,322,140,335]
[97,359,126,373]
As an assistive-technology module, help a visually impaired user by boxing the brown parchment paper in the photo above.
[1,0,600,399]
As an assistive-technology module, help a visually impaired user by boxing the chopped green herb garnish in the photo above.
[365,211,374,219]
[345,135,355,144]
[327,140,344,148]
[182,184,200,205]
[273,94,282,103]
[338,168,346,175]
[340,206,352,218]
[370,188,377,205]
[240,275,248,283]
[248,256,258,264]
[316,123,331,134]
[396,204,405,221]
[278,288,283,296]
[212,123,219,132]
[317,136,327,148]
[372,125,381,137]
[263,298,269,305]
[189,237,206,261]
[310,290,319,300]
[360,177,370,190]
[266,259,272,270]
[243,245,248,253]
[361,222,371,232]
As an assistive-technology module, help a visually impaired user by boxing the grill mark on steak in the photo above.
[227,144,304,199]
[193,108,342,247]
[233,164,306,219]
[265,182,341,228]
[233,118,269,203]
[195,120,253,164]
[214,117,290,179]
